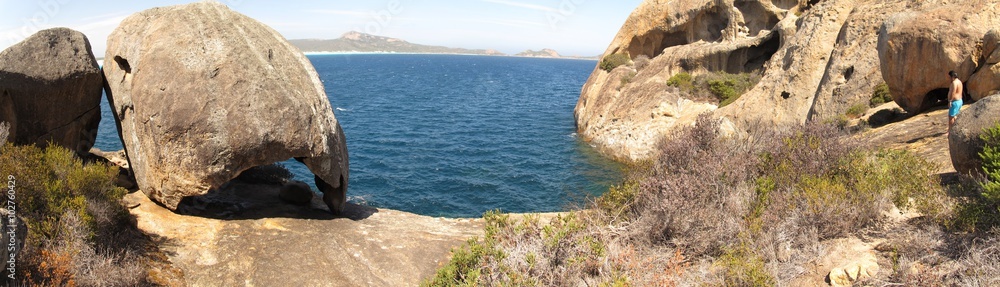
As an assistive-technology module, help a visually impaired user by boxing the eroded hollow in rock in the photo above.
[735,0,781,36]
[628,30,688,60]
[626,4,730,60]
[740,34,781,72]
[772,0,800,10]
[113,56,131,73]
[923,88,950,110]
[690,5,728,44]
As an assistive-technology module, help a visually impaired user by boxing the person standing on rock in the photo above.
[948,70,964,134]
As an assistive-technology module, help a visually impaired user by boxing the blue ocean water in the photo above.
[94,54,621,218]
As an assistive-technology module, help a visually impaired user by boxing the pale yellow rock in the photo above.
[575,0,797,161]
[124,184,485,287]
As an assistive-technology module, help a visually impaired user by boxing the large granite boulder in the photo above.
[877,2,1000,114]
[968,29,1000,101]
[103,2,349,213]
[949,96,1000,176]
[0,28,102,154]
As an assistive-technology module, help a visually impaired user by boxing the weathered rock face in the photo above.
[103,2,349,213]
[949,96,1000,176]
[717,0,856,128]
[576,0,1000,161]
[878,2,1000,113]
[806,1,911,122]
[575,0,795,160]
[0,28,102,154]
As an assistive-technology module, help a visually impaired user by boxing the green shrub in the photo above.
[845,103,868,118]
[718,243,774,287]
[666,72,693,90]
[596,181,638,220]
[600,53,630,72]
[871,82,892,107]
[708,78,739,103]
[619,71,637,88]
[705,72,758,107]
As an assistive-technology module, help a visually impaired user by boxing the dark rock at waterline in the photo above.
[103,2,349,214]
[279,181,314,205]
[0,28,102,154]
[949,96,1000,176]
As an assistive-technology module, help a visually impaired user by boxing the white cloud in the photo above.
[481,0,557,13]
[473,19,545,28]
[309,9,369,17]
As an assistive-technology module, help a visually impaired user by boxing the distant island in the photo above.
[289,31,596,59]
[289,31,504,56]
[514,48,598,60]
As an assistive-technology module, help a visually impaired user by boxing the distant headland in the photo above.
[289,31,597,60]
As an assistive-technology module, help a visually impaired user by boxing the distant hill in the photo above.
[516,48,599,60]
[289,31,506,56]
[516,48,561,58]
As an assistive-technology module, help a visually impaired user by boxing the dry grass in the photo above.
[0,121,8,144]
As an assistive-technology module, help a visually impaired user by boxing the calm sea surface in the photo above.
[95,54,622,218]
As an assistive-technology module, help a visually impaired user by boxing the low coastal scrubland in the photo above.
[425,116,1000,286]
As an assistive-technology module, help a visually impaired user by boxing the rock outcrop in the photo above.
[877,2,1000,114]
[0,28,102,154]
[949,96,1000,176]
[969,29,1000,101]
[576,0,1000,161]
[717,0,855,128]
[575,0,793,160]
[103,2,349,213]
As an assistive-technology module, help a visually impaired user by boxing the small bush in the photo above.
[600,53,630,72]
[845,102,868,118]
[666,72,693,91]
[718,243,774,287]
[633,55,651,71]
[619,71,637,89]
[871,82,892,107]
[708,78,739,103]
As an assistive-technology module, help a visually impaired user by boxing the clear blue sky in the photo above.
[0,0,642,57]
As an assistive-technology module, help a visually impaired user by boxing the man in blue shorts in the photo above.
[948,70,963,134]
